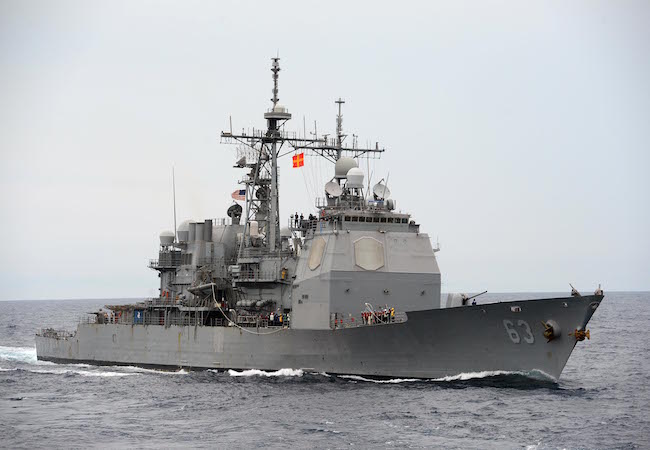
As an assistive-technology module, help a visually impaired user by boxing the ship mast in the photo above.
[293,99,385,163]
[265,57,283,251]
[335,98,345,160]
[221,58,323,257]
[220,58,386,257]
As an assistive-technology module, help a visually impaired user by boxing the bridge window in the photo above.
[387,218,394,223]
[380,217,387,223]
[351,216,358,222]
[345,216,351,222]
[402,218,408,224]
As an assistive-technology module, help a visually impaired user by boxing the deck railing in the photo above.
[75,308,406,331]
[37,328,76,339]
[330,311,407,329]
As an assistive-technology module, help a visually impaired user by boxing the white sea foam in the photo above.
[0,346,56,366]
[0,346,37,363]
[433,369,556,382]
[24,367,136,377]
[432,370,519,381]
[525,442,543,450]
[76,370,137,377]
[227,368,304,377]
[114,366,188,375]
[339,375,420,384]
[338,369,557,384]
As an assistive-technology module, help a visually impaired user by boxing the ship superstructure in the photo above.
[35,59,603,380]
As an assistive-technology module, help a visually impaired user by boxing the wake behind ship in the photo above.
[36,59,603,380]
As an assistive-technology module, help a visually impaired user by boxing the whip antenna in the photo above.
[172,167,177,243]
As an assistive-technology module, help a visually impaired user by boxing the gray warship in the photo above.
[36,59,603,380]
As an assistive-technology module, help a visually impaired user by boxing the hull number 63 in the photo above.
[502,319,535,344]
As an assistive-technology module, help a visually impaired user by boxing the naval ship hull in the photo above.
[36,295,602,380]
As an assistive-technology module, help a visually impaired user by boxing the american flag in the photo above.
[231,189,245,201]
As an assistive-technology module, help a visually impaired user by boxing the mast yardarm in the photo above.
[220,58,385,256]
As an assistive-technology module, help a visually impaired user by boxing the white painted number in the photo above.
[503,319,535,344]
[503,320,520,344]
[517,319,535,344]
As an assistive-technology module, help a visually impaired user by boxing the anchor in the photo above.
[541,321,556,342]
[569,329,590,341]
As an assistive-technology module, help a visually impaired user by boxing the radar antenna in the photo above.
[293,98,385,162]
[220,59,388,257]
[220,58,324,256]
[335,98,346,159]
[271,57,280,107]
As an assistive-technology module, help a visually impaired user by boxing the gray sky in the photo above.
[1,0,648,300]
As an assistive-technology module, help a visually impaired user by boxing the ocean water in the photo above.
[0,292,648,449]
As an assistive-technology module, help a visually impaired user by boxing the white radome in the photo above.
[177,219,193,232]
[176,219,193,242]
[334,157,358,178]
[159,231,175,246]
[346,167,365,189]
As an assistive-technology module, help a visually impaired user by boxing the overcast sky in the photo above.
[1,0,648,300]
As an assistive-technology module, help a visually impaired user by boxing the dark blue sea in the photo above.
[0,292,648,449]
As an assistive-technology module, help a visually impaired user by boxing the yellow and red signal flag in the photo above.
[292,152,304,168]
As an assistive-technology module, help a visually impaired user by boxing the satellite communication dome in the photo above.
[177,220,193,232]
[372,182,392,200]
[334,157,358,179]
[324,181,343,197]
[159,231,175,246]
[176,219,192,242]
[346,167,364,189]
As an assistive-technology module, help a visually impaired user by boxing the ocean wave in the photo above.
[227,368,304,377]
[338,369,557,384]
[117,366,189,375]
[430,369,556,383]
[339,375,420,384]
[0,346,57,366]
[0,346,37,364]
[21,367,137,377]
[432,370,525,382]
